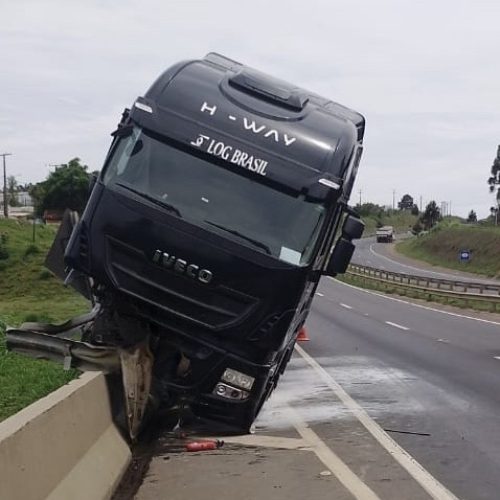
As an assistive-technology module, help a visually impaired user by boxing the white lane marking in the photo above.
[295,344,460,500]
[340,303,353,309]
[286,405,382,500]
[494,356,500,361]
[334,278,500,326]
[385,321,409,331]
[316,292,324,297]
[436,339,449,343]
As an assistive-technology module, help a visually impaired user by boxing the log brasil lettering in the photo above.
[191,134,268,176]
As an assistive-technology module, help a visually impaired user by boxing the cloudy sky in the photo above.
[1,0,499,217]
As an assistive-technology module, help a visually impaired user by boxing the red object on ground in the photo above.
[297,327,310,342]
[185,440,224,452]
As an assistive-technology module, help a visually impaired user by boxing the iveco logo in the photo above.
[152,250,213,284]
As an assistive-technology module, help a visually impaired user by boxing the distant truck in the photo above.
[376,226,394,243]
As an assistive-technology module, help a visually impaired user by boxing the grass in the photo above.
[396,222,500,278]
[0,219,89,421]
[361,211,418,237]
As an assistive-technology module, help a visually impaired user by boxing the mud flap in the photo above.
[119,340,154,441]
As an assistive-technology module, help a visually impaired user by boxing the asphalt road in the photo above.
[352,237,500,285]
[307,277,500,500]
[134,277,500,500]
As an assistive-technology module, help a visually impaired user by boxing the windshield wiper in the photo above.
[115,182,182,217]
[204,220,272,255]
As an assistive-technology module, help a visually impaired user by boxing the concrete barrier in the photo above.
[0,372,131,500]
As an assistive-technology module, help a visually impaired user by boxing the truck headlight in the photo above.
[221,368,255,390]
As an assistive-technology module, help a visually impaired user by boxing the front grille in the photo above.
[105,237,258,331]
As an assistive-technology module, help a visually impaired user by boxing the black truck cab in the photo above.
[61,53,365,430]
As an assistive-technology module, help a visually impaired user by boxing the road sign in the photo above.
[459,249,471,262]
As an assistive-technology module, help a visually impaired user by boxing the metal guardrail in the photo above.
[347,264,500,306]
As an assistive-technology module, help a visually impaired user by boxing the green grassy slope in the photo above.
[396,222,500,278]
[0,219,89,421]
[362,211,418,236]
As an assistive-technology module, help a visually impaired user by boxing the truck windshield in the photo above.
[102,127,326,266]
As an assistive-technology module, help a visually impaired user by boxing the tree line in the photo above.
[355,194,480,234]
[28,158,94,216]
[488,145,500,225]
[8,147,500,226]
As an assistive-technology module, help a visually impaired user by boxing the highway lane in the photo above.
[352,237,499,285]
[303,277,500,500]
[134,275,500,500]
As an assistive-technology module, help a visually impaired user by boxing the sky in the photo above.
[1,0,499,218]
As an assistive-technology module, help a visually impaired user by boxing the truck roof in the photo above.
[129,53,365,196]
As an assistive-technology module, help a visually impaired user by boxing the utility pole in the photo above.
[358,189,362,206]
[419,195,423,212]
[1,153,12,218]
[392,189,396,211]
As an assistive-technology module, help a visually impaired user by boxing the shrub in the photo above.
[38,269,53,280]
[24,244,40,258]
[412,221,423,235]
[0,243,9,260]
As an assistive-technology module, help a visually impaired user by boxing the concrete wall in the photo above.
[0,372,131,500]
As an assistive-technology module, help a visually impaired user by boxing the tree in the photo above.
[411,204,419,216]
[398,194,414,210]
[420,200,441,229]
[467,210,477,223]
[30,158,91,216]
[354,202,386,218]
[488,145,500,210]
[7,176,20,207]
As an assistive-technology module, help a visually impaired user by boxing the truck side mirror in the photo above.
[324,215,364,277]
[325,238,355,275]
[342,215,364,240]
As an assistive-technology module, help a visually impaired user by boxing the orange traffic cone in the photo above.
[297,327,310,342]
